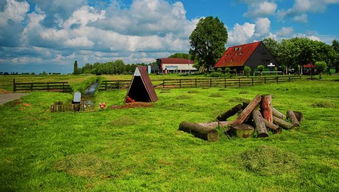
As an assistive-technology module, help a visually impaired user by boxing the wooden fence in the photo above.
[99,75,302,90]
[13,79,72,92]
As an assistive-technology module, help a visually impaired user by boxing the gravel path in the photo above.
[0,93,28,105]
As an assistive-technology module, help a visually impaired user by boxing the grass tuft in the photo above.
[209,93,223,97]
[240,145,300,176]
[229,97,250,103]
[176,95,192,100]
[187,90,200,94]
[111,116,137,126]
[311,101,336,108]
[239,91,248,94]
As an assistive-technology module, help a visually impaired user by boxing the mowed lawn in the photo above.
[0,79,338,191]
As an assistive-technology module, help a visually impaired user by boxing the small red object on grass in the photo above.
[99,102,106,109]
[125,96,135,103]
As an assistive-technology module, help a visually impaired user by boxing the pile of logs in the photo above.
[178,94,303,142]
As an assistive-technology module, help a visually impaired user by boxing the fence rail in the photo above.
[99,75,302,90]
[13,79,72,92]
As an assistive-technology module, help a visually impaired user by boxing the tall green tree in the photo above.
[73,60,78,75]
[168,53,192,60]
[315,61,327,79]
[189,16,228,72]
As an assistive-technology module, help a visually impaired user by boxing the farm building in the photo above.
[214,41,279,73]
[153,58,197,73]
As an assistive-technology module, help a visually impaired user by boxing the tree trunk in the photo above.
[226,124,254,138]
[252,108,269,137]
[273,116,295,129]
[216,104,243,121]
[272,107,286,119]
[261,95,273,123]
[179,121,219,142]
[286,110,300,127]
[232,95,262,125]
[198,121,233,129]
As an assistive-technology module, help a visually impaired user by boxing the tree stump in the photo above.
[293,111,303,122]
[225,124,254,138]
[179,121,219,142]
[261,95,273,123]
[252,108,269,137]
[216,104,243,121]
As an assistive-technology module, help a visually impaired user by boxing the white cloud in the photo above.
[293,14,308,22]
[276,27,294,37]
[63,6,105,28]
[228,22,256,45]
[0,0,29,25]
[243,1,277,17]
[255,17,271,36]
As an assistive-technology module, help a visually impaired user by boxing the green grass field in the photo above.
[0,78,338,191]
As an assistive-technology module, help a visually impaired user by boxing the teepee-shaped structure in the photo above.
[125,66,158,102]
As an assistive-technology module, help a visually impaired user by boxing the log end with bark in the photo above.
[216,104,243,121]
[252,108,269,137]
[226,124,254,138]
[179,121,219,142]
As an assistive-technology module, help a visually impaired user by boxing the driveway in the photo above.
[0,93,28,105]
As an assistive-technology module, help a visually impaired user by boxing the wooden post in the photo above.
[195,79,197,88]
[179,79,182,88]
[117,81,120,89]
[30,83,33,91]
[251,77,254,86]
[224,78,227,88]
[264,77,267,84]
[179,121,219,142]
[261,95,273,123]
[226,124,254,138]
[252,108,269,137]
[272,107,286,119]
[62,82,65,92]
[238,78,241,87]
[273,116,294,129]
[13,79,16,92]
[47,82,50,91]
[232,95,262,125]
[286,110,300,127]
[209,79,212,87]
[216,104,243,121]
[276,76,279,83]
[105,81,108,90]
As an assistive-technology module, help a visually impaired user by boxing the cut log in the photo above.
[273,116,295,129]
[272,107,286,119]
[232,95,262,125]
[216,104,243,121]
[198,121,233,129]
[179,121,219,142]
[261,95,273,123]
[252,108,269,137]
[293,111,303,122]
[286,110,300,127]
[263,118,282,134]
[225,124,254,138]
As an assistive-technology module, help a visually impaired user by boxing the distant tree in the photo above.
[189,16,228,72]
[263,38,280,59]
[256,65,265,75]
[244,66,251,77]
[73,60,79,74]
[168,53,192,60]
[315,61,327,79]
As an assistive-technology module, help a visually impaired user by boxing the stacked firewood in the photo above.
[178,95,303,142]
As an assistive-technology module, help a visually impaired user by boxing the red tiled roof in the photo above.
[215,41,261,67]
[159,58,194,64]
[303,64,315,68]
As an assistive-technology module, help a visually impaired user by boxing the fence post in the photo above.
[179,79,182,88]
[62,82,65,92]
[276,76,279,83]
[289,76,291,82]
[195,79,197,88]
[224,78,227,88]
[238,78,241,87]
[117,81,120,89]
[30,83,33,91]
[163,80,165,88]
[264,77,267,84]
[251,77,254,86]
[105,81,108,91]
[209,79,212,87]
[13,79,16,92]
[47,82,49,91]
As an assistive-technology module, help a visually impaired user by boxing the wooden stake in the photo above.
[179,121,219,142]
[261,95,273,123]
[272,107,286,119]
[287,110,300,127]
[252,108,269,137]
[232,95,262,125]
[216,104,243,121]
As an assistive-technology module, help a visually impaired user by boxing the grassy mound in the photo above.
[311,101,336,108]
[240,145,300,176]
[111,116,138,126]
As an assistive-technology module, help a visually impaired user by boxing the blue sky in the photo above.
[0,0,338,73]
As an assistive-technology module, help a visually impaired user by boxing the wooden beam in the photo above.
[232,95,262,125]
[216,104,243,121]
[253,108,269,137]
[179,121,219,142]
[261,95,273,123]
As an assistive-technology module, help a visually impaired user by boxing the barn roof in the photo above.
[215,41,262,67]
[158,58,194,64]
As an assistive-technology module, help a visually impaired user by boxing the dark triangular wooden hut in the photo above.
[125,66,158,102]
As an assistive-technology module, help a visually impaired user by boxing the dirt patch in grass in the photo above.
[209,93,223,97]
[111,102,153,109]
[311,101,336,108]
[240,145,300,176]
[176,95,192,100]
[111,116,137,126]
[54,154,112,177]
[229,97,250,103]
[187,90,200,94]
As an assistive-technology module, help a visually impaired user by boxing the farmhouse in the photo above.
[154,58,197,73]
[215,41,278,72]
